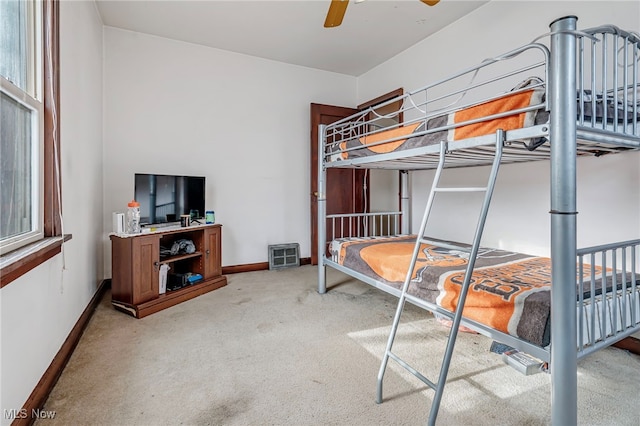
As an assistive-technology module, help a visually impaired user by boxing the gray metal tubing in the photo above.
[600,252,608,344]
[335,104,544,157]
[576,239,640,255]
[434,187,487,192]
[602,33,608,130]
[584,24,640,43]
[577,259,585,352]
[621,248,627,330]
[327,212,402,238]
[591,39,597,127]
[622,36,628,135]
[427,130,504,426]
[632,246,637,327]
[327,211,402,219]
[376,141,449,405]
[578,36,585,127]
[590,254,597,351]
[576,240,640,352]
[318,124,327,294]
[574,240,640,360]
[387,351,437,391]
[549,15,578,426]
[613,35,619,133]
[400,171,411,234]
[325,43,549,132]
[612,250,618,338]
[631,44,640,135]
[575,127,640,148]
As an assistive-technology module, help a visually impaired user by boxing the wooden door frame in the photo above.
[310,103,359,265]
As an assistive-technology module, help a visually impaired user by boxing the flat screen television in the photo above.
[134,173,205,226]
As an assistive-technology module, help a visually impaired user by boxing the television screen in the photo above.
[134,174,205,225]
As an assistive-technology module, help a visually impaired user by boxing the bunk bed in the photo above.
[316,16,640,425]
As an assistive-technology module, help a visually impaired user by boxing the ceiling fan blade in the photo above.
[420,0,440,6]
[324,0,349,28]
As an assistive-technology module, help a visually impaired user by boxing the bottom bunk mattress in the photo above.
[330,235,639,349]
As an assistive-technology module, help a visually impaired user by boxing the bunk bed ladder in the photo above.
[376,130,506,426]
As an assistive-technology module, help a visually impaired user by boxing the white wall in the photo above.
[359,1,640,257]
[0,1,104,421]
[102,28,357,271]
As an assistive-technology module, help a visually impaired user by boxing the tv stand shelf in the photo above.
[110,223,226,318]
[160,251,203,264]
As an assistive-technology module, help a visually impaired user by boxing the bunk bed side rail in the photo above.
[322,23,640,171]
[576,239,640,358]
[577,24,640,138]
[326,211,403,239]
[321,43,551,166]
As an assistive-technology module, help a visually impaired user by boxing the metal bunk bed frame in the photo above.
[317,16,640,425]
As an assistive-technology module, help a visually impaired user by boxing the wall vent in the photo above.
[268,243,300,270]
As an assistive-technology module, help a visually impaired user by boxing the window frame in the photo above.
[0,0,44,255]
[0,79,45,254]
[0,0,65,288]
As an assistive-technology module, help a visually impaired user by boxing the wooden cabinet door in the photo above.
[204,226,222,279]
[131,235,160,304]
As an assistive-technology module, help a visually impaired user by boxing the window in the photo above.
[0,0,62,286]
[1,0,44,255]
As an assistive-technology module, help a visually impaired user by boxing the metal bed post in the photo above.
[549,15,578,426]
[400,170,410,234]
[318,124,328,294]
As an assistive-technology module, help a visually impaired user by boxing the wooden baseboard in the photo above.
[13,279,109,426]
[613,336,640,356]
[13,257,312,424]
[113,275,228,319]
[222,257,311,274]
[222,262,269,274]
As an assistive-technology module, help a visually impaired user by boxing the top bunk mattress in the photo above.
[326,82,640,165]
[329,83,547,162]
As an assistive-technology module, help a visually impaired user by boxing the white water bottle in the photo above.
[127,200,141,234]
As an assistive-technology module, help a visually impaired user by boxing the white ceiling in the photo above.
[95,0,488,76]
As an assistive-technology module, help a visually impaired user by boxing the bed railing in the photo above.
[322,25,640,165]
[578,25,639,136]
[326,211,403,239]
[322,42,550,162]
[576,238,640,358]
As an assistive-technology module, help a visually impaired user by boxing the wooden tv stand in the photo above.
[110,223,227,318]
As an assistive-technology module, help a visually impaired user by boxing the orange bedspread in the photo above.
[335,87,545,160]
[331,235,610,347]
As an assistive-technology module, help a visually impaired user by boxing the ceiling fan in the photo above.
[324,0,440,28]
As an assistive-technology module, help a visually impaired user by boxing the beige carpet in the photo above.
[39,265,640,425]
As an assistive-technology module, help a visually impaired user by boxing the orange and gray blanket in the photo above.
[330,235,615,348]
[329,82,640,161]
[333,86,546,160]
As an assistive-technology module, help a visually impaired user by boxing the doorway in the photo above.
[309,103,363,265]
[309,89,403,264]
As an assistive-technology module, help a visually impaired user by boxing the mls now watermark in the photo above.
[4,408,57,420]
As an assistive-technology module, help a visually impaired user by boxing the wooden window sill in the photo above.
[0,235,72,288]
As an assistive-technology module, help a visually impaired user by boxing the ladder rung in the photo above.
[420,238,472,254]
[388,351,437,391]
[434,187,487,193]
